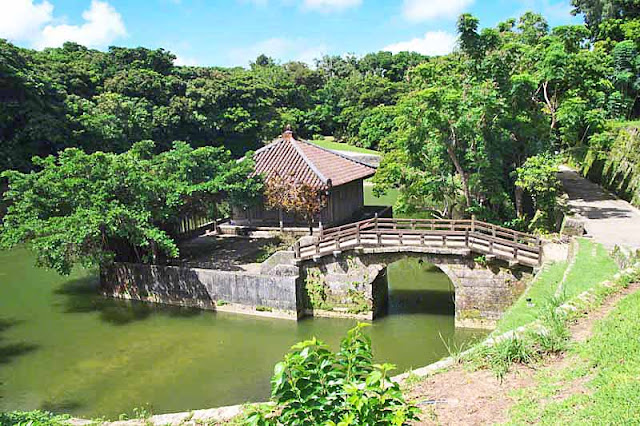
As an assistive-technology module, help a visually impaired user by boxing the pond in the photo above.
[0,188,486,419]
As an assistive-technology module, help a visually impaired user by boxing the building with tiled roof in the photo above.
[233,128,377,227]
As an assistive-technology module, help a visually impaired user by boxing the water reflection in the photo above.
[0,249,485,419]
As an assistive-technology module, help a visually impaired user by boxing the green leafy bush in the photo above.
[247,323,418,425]
[0,410,70,426]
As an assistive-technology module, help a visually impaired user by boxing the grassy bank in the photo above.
[495,239,619,334]
[310,136,380,155]
[508,279,640,424]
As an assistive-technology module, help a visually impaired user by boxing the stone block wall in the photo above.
[101,262,301,318]
[300,248,531,328]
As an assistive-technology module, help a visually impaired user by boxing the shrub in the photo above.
[0,410,70,426]
[247,324,419,425]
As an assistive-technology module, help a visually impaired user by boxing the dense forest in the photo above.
[1,0,639,271]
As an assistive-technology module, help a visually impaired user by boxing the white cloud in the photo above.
[228,37,328,66]
[383,31,457,56]
[36,1,127,49]
[302,0,362,12]
[0,0,54,41]
[0,0,126,49]
[402,0,474,22]
[174,54,200,66]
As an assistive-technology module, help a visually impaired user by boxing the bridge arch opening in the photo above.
[375,257,456,319]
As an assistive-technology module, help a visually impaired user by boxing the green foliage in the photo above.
[515,154,561,230]
[305,268,332,310]
[0,410,70,426]
[0,142,261,274]
[246,324,419,425]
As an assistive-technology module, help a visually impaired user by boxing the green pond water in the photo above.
[0,188,486,419]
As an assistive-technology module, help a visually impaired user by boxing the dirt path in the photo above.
[558,165,640,251]
[406,283,640,425]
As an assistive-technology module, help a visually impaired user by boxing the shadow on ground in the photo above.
[54,276,202,326]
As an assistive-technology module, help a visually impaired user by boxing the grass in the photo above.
[560,238,619,300]
[494,261,569,334]
[507,275,640,425]
[310,136,380,155]
[469,239,624,381]
[495,238,619,334]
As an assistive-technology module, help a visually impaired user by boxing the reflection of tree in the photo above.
[0,318,38,364]
[264,173,328,234]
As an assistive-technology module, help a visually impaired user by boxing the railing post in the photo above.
[356,222,361,246]
[399,230,403,246]
[471,215,476,233]
[375,213,381,246]
[420,233,425,246]
[319,222,323,239]
[443,235,447,247]
[336,232,341,251]
[294,241,301,258]
[537,236,543,266]
[315,238,320,255]
[465,229,469,247]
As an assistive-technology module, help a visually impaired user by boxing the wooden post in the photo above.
[420,233,425,246]
[336,232,341,251]
[471,215,476,233]
[315,238,320,255]
[356,222,361,245]
[443,235,447,247]
[465,229,469,247]
[294,241,301,258]
[537,237,543,266]
[411,219,415,230]
[375,213,381,245]
[399,230,403,246]
[319,222,323,239]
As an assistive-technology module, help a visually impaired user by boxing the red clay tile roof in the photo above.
[253,137,376,189]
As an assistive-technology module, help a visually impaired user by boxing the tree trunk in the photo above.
[446,144,472,209]
[515,186,524,218]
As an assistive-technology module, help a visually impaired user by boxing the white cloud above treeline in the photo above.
[402,0,474,22]
[383,31,457,56]
[0,0,127,49]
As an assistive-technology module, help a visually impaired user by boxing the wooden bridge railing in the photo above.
[293,216,542,267]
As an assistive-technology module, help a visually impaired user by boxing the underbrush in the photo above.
[246,323,419,425]
[0,410,71,426]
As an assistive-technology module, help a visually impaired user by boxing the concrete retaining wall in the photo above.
[101,262,301,317]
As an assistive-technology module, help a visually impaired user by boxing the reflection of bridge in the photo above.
[294,217,542,268]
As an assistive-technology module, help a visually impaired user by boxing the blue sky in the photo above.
[1,0,582,67]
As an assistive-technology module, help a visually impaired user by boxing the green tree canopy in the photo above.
[0,141,261,274]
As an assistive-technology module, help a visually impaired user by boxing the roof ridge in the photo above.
[298,139,378,170]
[290,138,329,185]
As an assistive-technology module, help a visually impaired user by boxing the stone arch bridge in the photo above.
[293,217,541,328]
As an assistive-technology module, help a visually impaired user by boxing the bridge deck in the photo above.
[293,218,542,267]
